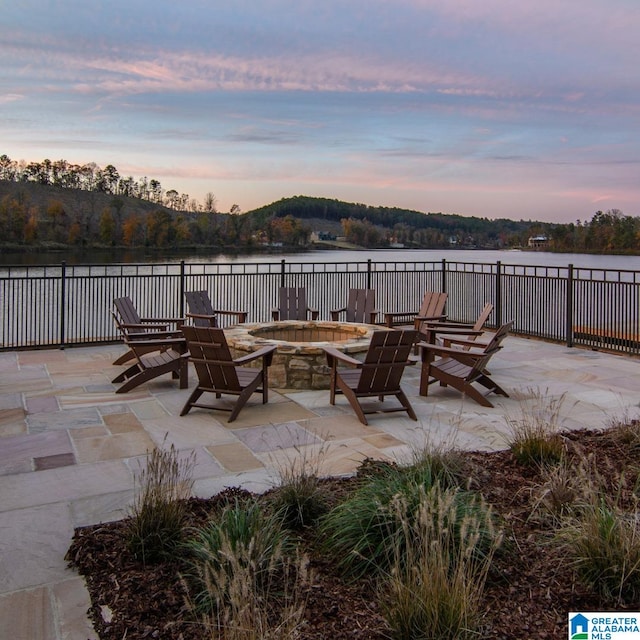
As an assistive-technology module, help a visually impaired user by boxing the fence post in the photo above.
[495,261,502,327]
[60,261,66,349]
[179,260,185,317]
[367,259,372,289]
[280,259,286,288]
[441,258,447,292]
[566,264,574,347]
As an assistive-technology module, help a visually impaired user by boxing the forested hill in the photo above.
[1,179,638,254]
[246,195,531,237]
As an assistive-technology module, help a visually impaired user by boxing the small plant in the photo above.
[185,498,294,612]
[530,454,600,524]
[607,412,640,453]
[558,497,640,606]
[380,484,502,640]
[185,498,308,639]
[125,440,195,564]
[504,388,567,466]
[319,456,494,580]
[272,444,330,530]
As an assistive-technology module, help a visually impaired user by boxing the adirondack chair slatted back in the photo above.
[473,302,494,331]
[418,291,448,321]
[357,329,417,393]
[182,325,241,391]
[185,290,218,327]
[438,302,494,348]
[472,321,513,375]
[278,287,308,320]
[464,320,513,379]
[347,288,376,323]
[113,296,143,331]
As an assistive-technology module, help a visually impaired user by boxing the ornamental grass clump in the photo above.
[185,499,295,611]
[505,389,567,467]
[319,452,493,580]
[125,441,195,565]
[271,444,330,530]
[558,495,640,606]
[381,484,502,640]
[185,498,308,639]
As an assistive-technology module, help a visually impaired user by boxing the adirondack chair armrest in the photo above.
[119,321,170,331]
[212,309,248,323]
[414,313,447,324]
[323,346,362,368]
[140,316,186,326]
[428,327,484,337]
[125,336,186,349]
[126,330,184,342]
[186,312,215,319]
[418,341,485,361]
[383,311,417,327]
[423,320,475,329]
[330,306,347,320]
[234,345,277,366]
[308,307,320,320]
[440,332,486,343]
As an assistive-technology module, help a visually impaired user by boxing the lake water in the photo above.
[2,247,640,271]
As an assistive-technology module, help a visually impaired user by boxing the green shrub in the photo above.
[319,458,495,580]
[125,441,195,564]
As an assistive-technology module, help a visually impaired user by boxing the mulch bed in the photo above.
[66,425,640,639]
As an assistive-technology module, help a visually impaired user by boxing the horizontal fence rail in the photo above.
[1,259,639,356]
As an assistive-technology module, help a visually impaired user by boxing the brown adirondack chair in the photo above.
[111,311,188,394]
[112,296,185,365]
[421,302,494,347]
[383,290,447,329]
[418,320,513,407]
[323,329,418,425]
[185,290,248,327]
[330,288,378,324]
[180,325,277,423]
[272,287,319,321]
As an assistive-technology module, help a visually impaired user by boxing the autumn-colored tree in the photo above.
[122,215,142,246]
[99,208,116,245]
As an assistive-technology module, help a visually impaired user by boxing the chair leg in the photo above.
[396,390,417,421]
[336,377,368,425]
[180,388,203,416]
[475,374,509,398]
[112,363,141,384]
[113,350,135,365]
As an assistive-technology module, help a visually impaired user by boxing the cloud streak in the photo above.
[1,0,639,221]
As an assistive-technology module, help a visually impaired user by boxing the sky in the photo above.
[2,0,639,224]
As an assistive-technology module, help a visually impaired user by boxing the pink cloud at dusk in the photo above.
[1,0,639,223]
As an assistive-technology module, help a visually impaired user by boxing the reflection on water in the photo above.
[1,247,640,270]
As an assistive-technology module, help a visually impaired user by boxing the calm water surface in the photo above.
[2,248,640,271]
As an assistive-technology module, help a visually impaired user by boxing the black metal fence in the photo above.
[1,258,639,355]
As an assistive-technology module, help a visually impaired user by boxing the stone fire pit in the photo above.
[225,320,385,389]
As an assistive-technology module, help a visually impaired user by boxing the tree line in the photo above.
[0,154,218,213]
[0,155,638,253]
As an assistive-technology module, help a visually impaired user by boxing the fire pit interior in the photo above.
[225,320,384,389]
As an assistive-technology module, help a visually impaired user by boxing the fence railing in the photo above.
[1,259,639,355]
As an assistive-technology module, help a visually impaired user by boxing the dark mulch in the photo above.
[66,426,640,640]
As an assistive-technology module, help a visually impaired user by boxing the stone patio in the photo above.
[0,336,639,639]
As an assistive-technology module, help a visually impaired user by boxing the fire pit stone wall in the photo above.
[224,320,387,390]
